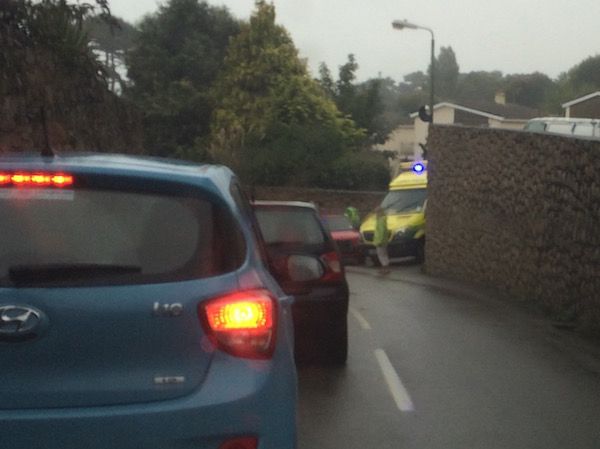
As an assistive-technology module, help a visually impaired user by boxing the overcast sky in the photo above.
[108,0,600,83]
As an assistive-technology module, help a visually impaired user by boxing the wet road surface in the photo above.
[298,265,600,449]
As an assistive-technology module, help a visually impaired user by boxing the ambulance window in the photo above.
[381,189,427,213]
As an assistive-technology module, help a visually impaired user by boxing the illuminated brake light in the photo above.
[30,174,51,186]
[201,290,276,359]
[11,173,30,184]
[0,172,73,188]
[207,300,271,330]
[51,174,73,187]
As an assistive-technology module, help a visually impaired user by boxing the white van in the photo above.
[524,117,600,140]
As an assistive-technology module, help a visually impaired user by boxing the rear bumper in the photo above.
[0,350,297,449]
[291,283,349,320]
[291,284,348,357]
[361,238,420,258]
[335,241,363,263]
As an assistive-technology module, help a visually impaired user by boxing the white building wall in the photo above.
[374,125,416,175]
[414,105,455,159]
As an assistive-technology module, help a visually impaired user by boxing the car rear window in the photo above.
[254,207,325,245]
[0,188,245,287]
[324,215,354,232]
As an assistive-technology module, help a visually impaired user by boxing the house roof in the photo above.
[562,91,600,108]
[460,100,539,120]
[409,102,497,119]
[409,101,538,121]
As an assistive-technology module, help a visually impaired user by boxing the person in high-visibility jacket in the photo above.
[373,207,391,274]
[344,206,360,229]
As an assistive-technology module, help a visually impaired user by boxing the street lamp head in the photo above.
[390,19,435,124]
[392,19,419,30]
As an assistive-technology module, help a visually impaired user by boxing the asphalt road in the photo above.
[297,264,600,449]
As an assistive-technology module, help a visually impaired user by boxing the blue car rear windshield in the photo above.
[0,188,245,287]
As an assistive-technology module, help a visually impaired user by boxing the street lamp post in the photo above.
[392,19,435,124]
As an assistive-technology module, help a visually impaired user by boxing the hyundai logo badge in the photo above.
[0,305,47,341]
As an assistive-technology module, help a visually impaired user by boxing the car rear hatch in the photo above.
[253,205,344,295]
[0,169,247,409]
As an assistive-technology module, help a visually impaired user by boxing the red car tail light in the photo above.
[219,436,258,449]
[0,172,73,188]
[320,251,343,282]
[200,290,276,359]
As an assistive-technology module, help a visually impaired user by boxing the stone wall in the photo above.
[250,185,385,219]
[426,125,600,334]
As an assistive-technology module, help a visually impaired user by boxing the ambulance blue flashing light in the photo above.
[412,162,425,174]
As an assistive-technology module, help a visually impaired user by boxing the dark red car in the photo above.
[252,201,349,365]
[322,214,365,265]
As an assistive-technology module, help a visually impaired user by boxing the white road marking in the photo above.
[374,349,415,412]
[350,307,372,330]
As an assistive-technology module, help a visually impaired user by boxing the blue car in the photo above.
[0,154,297,449]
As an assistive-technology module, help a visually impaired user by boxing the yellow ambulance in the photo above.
[360,161,427,264]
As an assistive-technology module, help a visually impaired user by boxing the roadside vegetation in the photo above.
[3,0,600,189]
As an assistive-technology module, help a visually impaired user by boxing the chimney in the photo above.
[495,91,506,105]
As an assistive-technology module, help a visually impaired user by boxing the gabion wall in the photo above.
[426,125,600,333]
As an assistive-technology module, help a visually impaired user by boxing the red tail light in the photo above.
[200,290,276,359]
[321,251,343,282]
[0,172,73,188]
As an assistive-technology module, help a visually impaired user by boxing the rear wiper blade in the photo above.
[9,263,142,285]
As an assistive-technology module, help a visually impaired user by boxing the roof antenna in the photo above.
[40,106,55,158]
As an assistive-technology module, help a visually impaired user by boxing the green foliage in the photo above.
[541,55,600,114]
[316,55,394,144]
[432,46,459,100]
[126,0,240,157]
[335,54,359,114]
[85,15,136,54]
[1,0,110,82]
[569,55,600,91]
[318,62,335,98]
[456,70,504,103]
[210,1,374,189]
[315,151,390,191]
[403,71,428,91]
[504,72,554,110]
[84,15,138,93]
[239,122,348,186]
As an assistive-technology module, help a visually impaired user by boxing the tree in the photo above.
[504,72,554,110]
[1,0,111,84]
[569,55,600,92]
[432,46,459,100]
[210,1,368,186]
[403,71,428,92]
[455,70,504,103]
[336,53,359,115]
[84,15,137,93]
[318,62,335,98]
[316,55,395,144]
[126,0,240,158]
[373,77,418,131]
